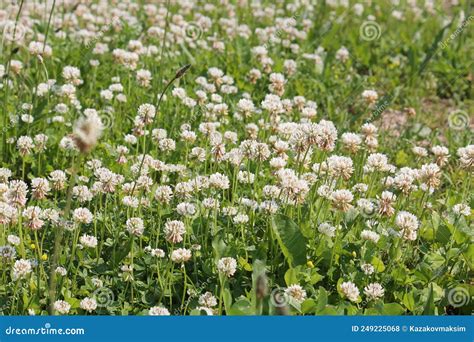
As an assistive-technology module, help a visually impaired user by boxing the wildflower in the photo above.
[318,223,336,237]
[126,218,145,237]
[73,208,93,224]
[341,133,362,153]
[335,46,350,62]
[453,203,471,217]
[0,245,16,261]
[395,211,419,241]
[431,145,449,166]
[7,235,20,246]
[136,69,152,87]
[419,163,441,189]
[80,298,97,312]
[49,170,67,190]
[176,202,196,217]
[55,267,67,276]
[361,230,380,243]
[72,112,104,153]
[72,186,93,203]
[209,173,230,190]
[22,206,44,230]
[199,292,218,308]
[233,213,249,224]
[364,153,390,173]
[378,191,396,217]
[149,306,170,315]
[164,220,186,243]
[171,248,192,263]
[53,300,71,314]
[361,90,378,105]
[340,281,360,302]
[154,186,173,204]
[12,259,32,280]
[149,248,166,258]
[238,171,255,184]
[412,146,428,157]
[31,178,50,199]
[217,257,237,277]
[457,145,474,170]
[330,189,354,212]
[79,234,98,248]
[16,136,35,156]
[364,283,385,300]
[327,155,354,180]
[268,73,286,96]
[0,168,12,182]
[361,263,375,275]
[62,66,82,85]
[285,284,307,304]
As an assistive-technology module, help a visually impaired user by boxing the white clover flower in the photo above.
[80,297,97,312]
[171,248,192,263]
[340,281,360,302]
[126,217,144,237]
[7,235,20,246]
[199,292,218,308]
[453,203,471,217]
[80,234,98,248]
[164,220,186,244]
[285,284,307,303]
[53,300,71,314]
[55,266,67,276]
[149,306,170,315]
[361,263,375,275]
[217,257,237,277]
[12,259,32,280]
[73,208,93,224]
[364,283,385,300]
[360,230,380,243]
[318,222,336,237]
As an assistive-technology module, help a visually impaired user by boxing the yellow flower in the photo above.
[30,243,36,250]
[41,254,48,261]
[306,260,314,268]
[352,251,357,258]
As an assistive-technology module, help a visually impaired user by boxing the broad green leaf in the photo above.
[403,292,415,311]
[422,284,435,315]
[284,267,299,286]
[238,257,252,272]
[365,308,381,315]
[227,298,253,316]
[301,299,317,314]
[317,306,338,315]
[463,245,474,270]
[435,225,451,244]
[316,287,328,312]
[110,238,132,268]
[371,256,385,272]
[309,269,324,285]
[223,287,232,314]
[190,309,210,316]
[382,303,405,315]
[271,214,308,267]
[212,237,227,261]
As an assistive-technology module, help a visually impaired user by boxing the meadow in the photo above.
[0,0,472,316]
